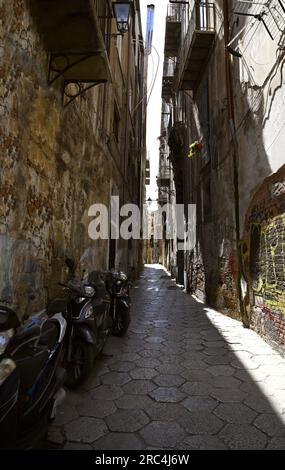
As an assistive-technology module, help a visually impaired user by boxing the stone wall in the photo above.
[0,0,133,315]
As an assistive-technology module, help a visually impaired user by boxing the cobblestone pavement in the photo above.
[49,265,285,450]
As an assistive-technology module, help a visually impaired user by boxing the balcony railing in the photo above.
[175,2,216,91]
[165,2,184,56]
[166,3,185,22]
[162,56,177,100]
[157,160,171,187]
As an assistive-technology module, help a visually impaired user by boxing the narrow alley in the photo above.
[50,265,285,450]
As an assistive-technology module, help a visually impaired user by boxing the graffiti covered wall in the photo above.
[242,165,285,351]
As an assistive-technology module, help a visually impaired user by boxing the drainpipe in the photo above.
[222,0,250,328]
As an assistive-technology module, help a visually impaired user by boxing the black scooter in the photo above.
[59,259,111,389]
[104,270,131,336]
[0,300,67,449]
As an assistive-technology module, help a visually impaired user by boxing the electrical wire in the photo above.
[147,44,160,107]
[131,38,161,117]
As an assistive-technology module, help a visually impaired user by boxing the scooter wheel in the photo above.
[111,308,131,337]
[65,338,95,389]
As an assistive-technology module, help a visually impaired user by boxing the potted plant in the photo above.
[188,140,203,158]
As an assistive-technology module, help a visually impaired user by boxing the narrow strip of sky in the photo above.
[140,0,167,206]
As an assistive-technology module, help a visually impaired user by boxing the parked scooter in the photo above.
[104,270,131,337]
[59,258,111,389]
[0,300,67,449]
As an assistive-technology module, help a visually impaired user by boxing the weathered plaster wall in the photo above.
[181,27,240,318]
[0,1,114,314]
[233,5,285,350]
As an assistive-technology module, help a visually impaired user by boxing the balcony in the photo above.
[28,0,112,86]
[162,57,177,101]
[165,3,184,56]
[175,2,215,91]
[157,163,171,188]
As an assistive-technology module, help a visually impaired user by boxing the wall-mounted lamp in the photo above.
[113,1,132,35]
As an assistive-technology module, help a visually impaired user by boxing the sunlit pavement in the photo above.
[48,264,285,450]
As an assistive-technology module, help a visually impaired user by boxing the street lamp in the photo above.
[113,1,132,35]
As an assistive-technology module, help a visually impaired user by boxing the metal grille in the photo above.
[233,0,285,39]
[233,1,266,16]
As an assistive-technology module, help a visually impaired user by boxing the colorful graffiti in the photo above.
[242,165,285,347]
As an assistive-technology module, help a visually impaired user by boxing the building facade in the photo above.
[0,0,147,315]
[160,0,285,353]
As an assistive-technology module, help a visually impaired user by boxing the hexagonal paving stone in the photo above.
[210,388,246,403]
[148,387,186,403]
[181,352,205,361]
[130,368,158,380]
[93,433,144,450]
[203,347,228,356]
[183,360,209,370]
[145,336,165,344]
[180,381,214,396]
[145,403,186,421]
[123,379,157,395]
[180,369,214,383]
[204,355,232,366]
[116,353,141,362]
[156,362,185,375]
[138,349,162,359]
[183,343,204,352]
[202,341,227,349]
[254,413,285,437]
[211,375,242,389]
[46,426,65,446]
[178,411,224,435]
[207,365,235,376]
[182,396,218,413]
[143,343,164,351]
[159,355,185,366]
[140,421,186,448]
[153,374,185,387]
[76,399,117,419]
[135,358,162,369]
[115,394,154,410]
[54,404,79,426]
[182,435,228,450]
[231,359,260,370]
[109,361,135,372]
[243,395,275,414]
[267,437,285,449]
[65,417,108,443]
[253,354,282,366]
[219,424,268,449]
[90,385,123,401]
[105,409,149,432]
[214,403,257,424]
[259,364,285,376]
[101,372,131,386]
